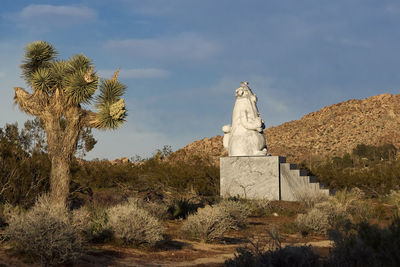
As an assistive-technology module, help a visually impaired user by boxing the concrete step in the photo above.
[309,176,318,183]
[280,161,332,201]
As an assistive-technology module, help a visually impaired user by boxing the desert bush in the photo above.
[225,245,319,267]
[132,198,169,220]
[4,195,84,266]
[296,208,330,235]
[217,199,250,229]
[168,198,200,219]
[72,206,92,231]
[326,188,372,225]
[388,189,400,212]
[306,143,400,196]
[295,188,371,235]
[181,204,235,242]
[326,217,400,267]
[225,227,319,266]
[294,187,329,209]
[107,199,163,246]
[242,198,272,217]
[82,208,113,243]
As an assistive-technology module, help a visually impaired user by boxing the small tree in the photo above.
[14,41,127,205]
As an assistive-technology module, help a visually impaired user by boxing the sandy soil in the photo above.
[0,215,334,267]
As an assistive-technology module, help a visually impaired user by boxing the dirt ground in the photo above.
[0,214,333,267]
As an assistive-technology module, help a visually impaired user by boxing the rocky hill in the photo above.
[168,94,400,165]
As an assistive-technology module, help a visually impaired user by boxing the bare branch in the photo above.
[14,87,46,116]
[82,110,102,129]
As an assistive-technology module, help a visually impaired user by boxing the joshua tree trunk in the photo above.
[50,154,71,205]
[44,107,83,205]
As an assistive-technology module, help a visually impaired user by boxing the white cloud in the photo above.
[0,71,5,79]
[324,36,371,48]
[98,68,169,79]
[6,4,97,30]
[105,32,219,61]
[20,5,96,20]
[385,4,400,14]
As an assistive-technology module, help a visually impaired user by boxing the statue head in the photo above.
[235,81,257,103]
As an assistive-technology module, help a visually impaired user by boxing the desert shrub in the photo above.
[107,199,163,246]
[168,198,200,219]
[4,195,84,266]
[295,188,371,235]
[217,199,250,229]
[328,188,371,224]
[82,208,113,243]
[307,144,400,196]
[388,189,400,212]
[225,246,319,267]
[71,206,92,231]
[243,198,272,217]
[132,198,169,220]
[296,208,330,235]
[181,205,235,242]
[294,187,329,209]
[326,217,400,267]
[71,152,220,197]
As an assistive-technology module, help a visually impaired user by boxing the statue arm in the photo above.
[240,110,262,130]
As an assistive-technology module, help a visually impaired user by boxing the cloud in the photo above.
[98,68,169,79]
[0,71,5,79]
[385,4,400,14]
[105,32,219,61]
[6,4,96,30]
[324,36,371,48]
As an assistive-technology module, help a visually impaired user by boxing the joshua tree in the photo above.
[14,41,127,204]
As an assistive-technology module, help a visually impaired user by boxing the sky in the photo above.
[1,0,400,160]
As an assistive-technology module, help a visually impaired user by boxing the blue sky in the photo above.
[1,0,400,159]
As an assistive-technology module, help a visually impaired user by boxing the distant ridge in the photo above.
[168,94,400,165]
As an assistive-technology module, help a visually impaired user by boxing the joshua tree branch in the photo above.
[83,110,102,129]
[14,87,45,116]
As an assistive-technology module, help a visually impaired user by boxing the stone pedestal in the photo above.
[220,156,285,200]
[220,156,330,201]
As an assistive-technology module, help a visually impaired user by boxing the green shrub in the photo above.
[4,195,85,266]
[294,187,329,209]
[296,208,330,235]
[306,144,400,196]
[181,205,235,242]
[243,198,272,217]
[217,199,250,229]
[388,189,400,212]
[133,198,169,220]
[295,188,371,235]
[225,245,319,267]
[168,198,200,219]
[107,199,163,246]
[326,217,400,267]
[76,207,113,243]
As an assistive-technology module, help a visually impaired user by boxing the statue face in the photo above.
[235,87,253,98]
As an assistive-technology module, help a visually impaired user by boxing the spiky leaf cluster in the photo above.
[21,41,57,82]
[94,77,127,129]
[17,41,127,130]
[20,41,99,105]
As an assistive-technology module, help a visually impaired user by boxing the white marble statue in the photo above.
[222,82,268,156]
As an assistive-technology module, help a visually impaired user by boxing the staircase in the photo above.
[280,161,331,201]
